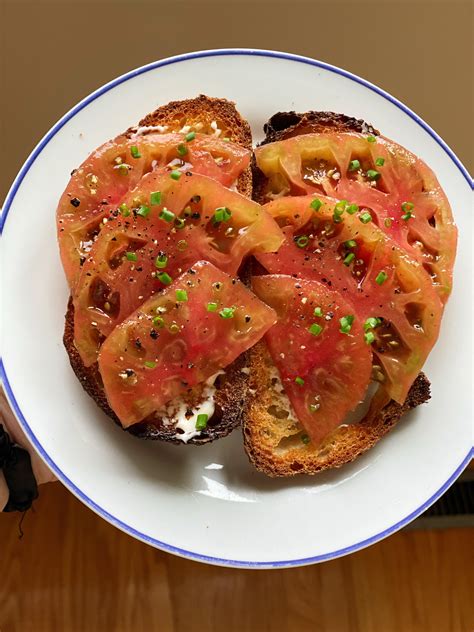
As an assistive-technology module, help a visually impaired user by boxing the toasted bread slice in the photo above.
[64,96,252,445]
[243,111,431,476]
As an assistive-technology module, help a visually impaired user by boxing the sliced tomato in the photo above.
[73,171,283,366]
[98,261,277,427]
[57,132,250,289]
[255,195,443,403]
[252,275,372,446]
[255,132,457,301]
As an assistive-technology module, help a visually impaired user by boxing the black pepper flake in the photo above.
[185,171,192,176]
[134,339,142,349]
[70,169,77,176]
[191,212,201,220]
[245,315,251,323]
[150,329,159,340]
[79,256,86,267]
[70,197,81,207]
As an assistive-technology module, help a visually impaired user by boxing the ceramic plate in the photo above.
[1,49,472,568]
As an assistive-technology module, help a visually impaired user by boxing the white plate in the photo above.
[1,49,472,569]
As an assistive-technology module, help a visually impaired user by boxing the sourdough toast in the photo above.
[64,96,253,444]
[243,110,431,476]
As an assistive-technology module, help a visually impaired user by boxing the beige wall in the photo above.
[1,0,472,201]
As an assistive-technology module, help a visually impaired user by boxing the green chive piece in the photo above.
[402,212,414,221]
[364,317,381,331]
[170,170,182,180]
[195,413,208,430]
[118,164,130,175]
[296,235,309,248]
[169,323,180,334]
[367,135,376,143]
[185,131,196,142]
[137,205,150,218]
[375,157,385,166]
[364,331,376,345]
[308,322,323,336]
[346,203,359,215]
[310,198,322,211]
[174,217,186,229]
[144,360,156,369]
[301,434,310,444]
[309,404,320,413]
[366,169,381,181]
[155,254,168,269]
[384,218,392,228]
[334,200,348,215]
[359,211,372,224]
[119,203,130,217]
[401,202,414,212]
[339,314,355,334]
[152,316,164,328]
[159,208,175,223]
[158,272,172,285]
[295,376,305,386]
[177,239,188,251]
[348,159,360,171]
[375,271,388,285]
[177,143,188,156]
[219,306,235,319]
[176,289,188,302]
[130,145,141,159]
[125,251,137,262]
[333,214,344,224]
[314,307,323,317]
[213,207,232,223]
[345,240,357,249]
[343,252,355,266]
[207,302,218,312]
[150,191,162,206]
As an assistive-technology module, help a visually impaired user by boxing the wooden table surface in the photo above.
[1,483,473,632]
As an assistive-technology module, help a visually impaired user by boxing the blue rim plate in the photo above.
[1,49,472,568]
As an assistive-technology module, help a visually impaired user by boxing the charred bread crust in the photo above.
[242,342,431,477]
[63,96,253,444]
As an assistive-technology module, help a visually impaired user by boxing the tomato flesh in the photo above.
[73,171,283,366]
[255,132,457,301]
[255,195,443,403]
[57,133,251,289]
[252,275,372,445]
[98,261,277,427]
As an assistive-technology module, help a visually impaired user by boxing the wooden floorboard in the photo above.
[0,483,472,632]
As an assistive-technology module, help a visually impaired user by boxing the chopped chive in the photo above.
[366,169,381,180]
[364,331,376,345]
[308,322,323,336]
[137,205,150,218]
[348,159,360,171]
[219,306,235,319]
[339,314,354,334]
[170,170,182,180]
[185,131,196,142]
[343,252,355,266]
[375,157,385,166]
[333,213,344,224]
[359,211,372,224]
[375,271,388,285]
[402,212,414,221]
[296,235,309,248]
[310,198,322,211]
[195,413,208,430]
[125,251,137,261]
[301,434,310,444]
[175,289,188,302]
[334,200,348,215]
[130,145,141,159]
[169,323,180,334]
[158,272,172,285]
[295,376,305,386]
[155,254,168,269]
[345,240,357,249]
[213,207,232,223]
[177,239,188,251]
[118,164,130,175]
[144,360,156,369]
[119,203,130,217]
[364,317,381,331]
[150,191,162,206]
[401,202,414,212]
[175,217,186,229]
[207,302,218,312]
[384,217,392,228]
[367,135,376,143]
[177,143,188,156]
[159,208,175,223]
[314,306,323,317]
[346,203,359,215]
[152,316,164,328]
